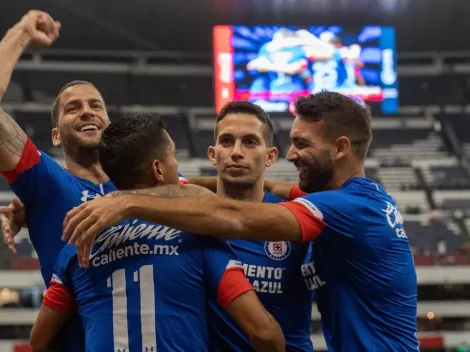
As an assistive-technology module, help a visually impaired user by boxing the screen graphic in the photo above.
[213,25,398,114]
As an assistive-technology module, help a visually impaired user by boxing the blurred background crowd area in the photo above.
[1,0,470,351]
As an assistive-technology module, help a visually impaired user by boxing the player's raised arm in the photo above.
[0,11,60,170]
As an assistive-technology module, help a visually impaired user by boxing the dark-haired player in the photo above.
[30,114,285,352]
[195,101,314,351]
[66,92,419,352]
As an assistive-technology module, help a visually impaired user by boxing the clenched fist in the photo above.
[17,10,61,47]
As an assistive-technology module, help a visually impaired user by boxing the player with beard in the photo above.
[203,101,314,352]
[0,12,112,352]
[65,91,419,352]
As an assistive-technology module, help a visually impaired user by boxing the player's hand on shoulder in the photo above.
[62,196,132,268]
[0,197,26,253]
[17,10,61,47]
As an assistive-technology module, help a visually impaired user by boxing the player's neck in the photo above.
[331,164,365,189]
[217,177,265,203]
[64,152,109,184]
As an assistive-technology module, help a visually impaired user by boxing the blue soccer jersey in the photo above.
[44,219,252,352]
[2,138,116,284]
[208,191,315,352]
[1,138,116,352]
[282,178,419,352]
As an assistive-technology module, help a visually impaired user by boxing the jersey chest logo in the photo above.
[264,241,291,261]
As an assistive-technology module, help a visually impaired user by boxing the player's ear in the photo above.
[335,136,350,160]
[265,146,278,168]
[51,127,61,147]
[150,159,164,183]
[207,146,216,166]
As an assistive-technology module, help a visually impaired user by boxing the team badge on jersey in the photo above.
[264,241,291,261]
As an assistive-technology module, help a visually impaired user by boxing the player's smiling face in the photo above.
[287,117,335,193]
[53,84,110,151]
[209,113,277,189]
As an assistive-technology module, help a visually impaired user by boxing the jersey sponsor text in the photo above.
[242,263,284,294]
[92,242,179,267]
[91,220,182,259]
[301,261,326,290]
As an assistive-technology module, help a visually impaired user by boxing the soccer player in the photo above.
[30,114,285,352]
[0,11,97,351]
[2,102,308,351]
[2,103,314,351]
[65,92,419,352]
[0,11,195,351]
[0,12,113,281]
[195,101,314,351]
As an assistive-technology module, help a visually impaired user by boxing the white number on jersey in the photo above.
[108,265,157,352]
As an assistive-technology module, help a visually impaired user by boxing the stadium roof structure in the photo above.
[0,0,468,53]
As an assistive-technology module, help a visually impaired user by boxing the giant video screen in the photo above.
[214,25,397,114]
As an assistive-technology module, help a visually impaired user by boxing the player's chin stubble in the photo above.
[300,155,334,193]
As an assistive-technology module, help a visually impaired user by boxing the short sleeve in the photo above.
[280,193,330,243]
[1,139,66,205]
[201,238,253,308]
[0,138,40,183]
[43,245,77,313]
[51,245,76,292]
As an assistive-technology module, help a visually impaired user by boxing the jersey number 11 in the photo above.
[108,265,157,352]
